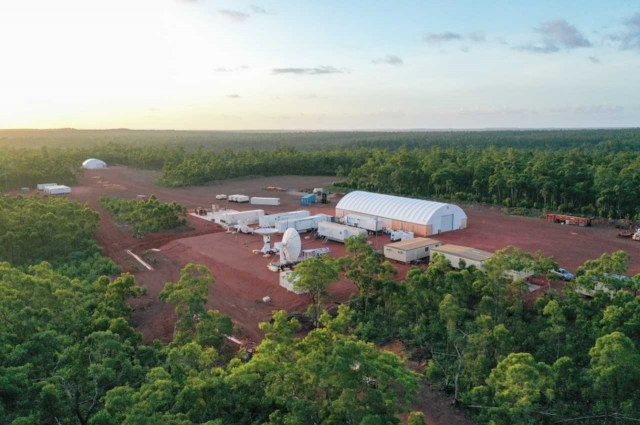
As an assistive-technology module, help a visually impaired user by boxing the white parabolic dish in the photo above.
[281,228,301,262]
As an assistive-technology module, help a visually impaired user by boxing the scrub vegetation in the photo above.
[99,194,187,237]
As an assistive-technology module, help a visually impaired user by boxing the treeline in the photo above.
[0,250,421,424]
[3,128,640,152]
[341,147,640,219]
[335,238,640,424]
[0,194,119,280]
[99,194,187,237]
[3,129,640,218]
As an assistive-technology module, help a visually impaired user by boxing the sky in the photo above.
[1,0,640,130]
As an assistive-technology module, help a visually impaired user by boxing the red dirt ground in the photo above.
[435,203,640,275]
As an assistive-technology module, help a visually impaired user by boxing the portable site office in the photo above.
[430,244,493,270]
[384,237,442,263]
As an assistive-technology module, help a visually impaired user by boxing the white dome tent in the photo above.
[82,158,107,169]
[335,191,467,236]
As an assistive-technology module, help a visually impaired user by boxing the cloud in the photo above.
[588,56,600,63]
[423,32,462,43]
[517,19,591,54]
[271,66,346,75]
[250,4,270,14]
[467,32,486,43]
[214,66,249,72]
[535,19,591,48]
[617,12,640,51]
[371,54,403,66]
[226,94,242,99]
[460,46,470,53]
[219,9,250,22]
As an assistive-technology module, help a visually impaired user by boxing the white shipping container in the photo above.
[259,210,310,227]
[229,194,249,203]
[37,183,57,190]
[251,197,280,206]
[221,209,264,225]
[317,222,367,243]
[275,214,331,233]
[44,185,71,195]
[343,214,383,232]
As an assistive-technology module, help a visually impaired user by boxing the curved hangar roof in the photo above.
[336,191,466,225]
[82,158,107,169]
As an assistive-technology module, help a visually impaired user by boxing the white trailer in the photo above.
[317,222,367,243]
[259,210,310,228]
[343,214,383,232]
[44,185,71,195]
[229,194,249,203]
[37,183,57,190]
[384,237,442,264]
[275,214,331,233]
[250,197,280,206]
[221,209,264,226]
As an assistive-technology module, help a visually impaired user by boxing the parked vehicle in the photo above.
[550,268,574,281]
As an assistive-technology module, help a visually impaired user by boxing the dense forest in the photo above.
[0,196,422,425]
[2,129,640,218]
[3,128,640,151]
[100,195,187,237]
[334,237,640,424]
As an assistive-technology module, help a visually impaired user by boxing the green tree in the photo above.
[291,256,340,327]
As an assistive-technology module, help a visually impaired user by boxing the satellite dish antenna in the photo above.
[253,228,279,254]
[280,228,301,264]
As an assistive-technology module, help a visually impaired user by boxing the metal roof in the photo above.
[385,237,441,251]
[431,244,493,262]
[336,191,465,225]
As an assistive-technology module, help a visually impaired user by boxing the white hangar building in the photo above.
[335,191,467,237]
[82,158,107,169]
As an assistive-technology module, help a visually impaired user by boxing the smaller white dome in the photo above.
[82,158,107,169]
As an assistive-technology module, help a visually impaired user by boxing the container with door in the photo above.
[300,193,316,206]
[384,237,441,264]
[250,197,280,206]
